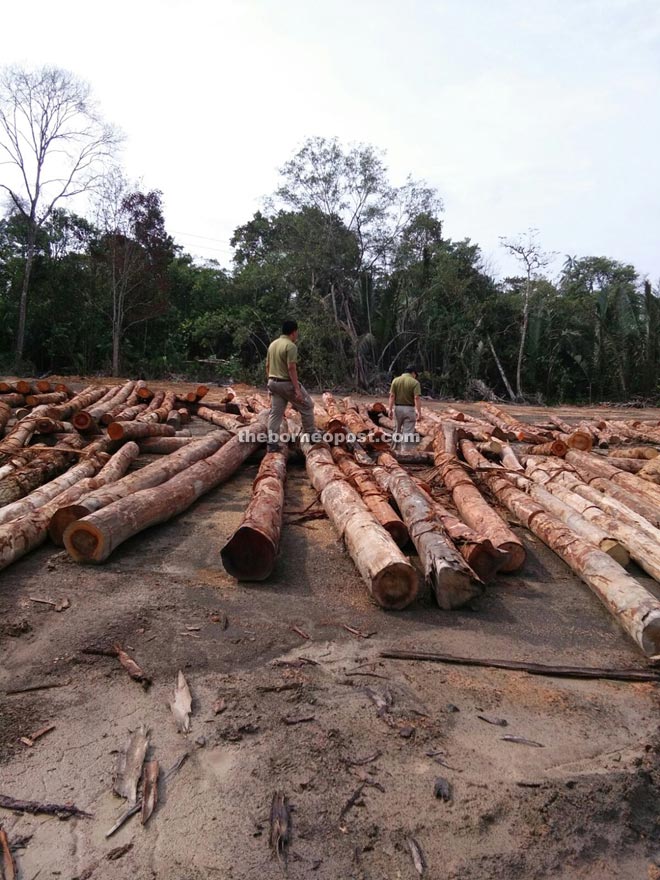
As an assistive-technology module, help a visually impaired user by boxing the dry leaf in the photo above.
[170,671,192,733]
[113,725,149,805]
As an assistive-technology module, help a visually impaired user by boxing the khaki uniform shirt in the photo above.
[390,373,421,406]
[266,335,298,380]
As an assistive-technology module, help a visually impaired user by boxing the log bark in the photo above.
[63,414,269,563]
[50,430,232,544]
[377,452,481,609]
[302,441,418,610]
[460,444,660,656]
[433,427,525,572]
[107,422,175,441]
[137,437,195,454]
[221,447,288,580]
[0,443,139,571]
[330,446,409,548]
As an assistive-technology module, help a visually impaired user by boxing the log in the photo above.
[433,427,525,572]
[73,381,136,431]
[330,446,409,547]
[137,437,195,454]
[25,391,68,406]
[460,443,660,656]
[0,382,17,393]
[565,450,660,509]
[63,415,269,563]
[392,451,434,466]
[33,417,75,434]
[0,407,51,459]
[321,393,345,433]
[410,478,507,582]
[608,446,659,460]
[45,384,109,421]
[49,430,231,543]
[0,393,25,407]
[196,405,250,433]
[557,431,593,452]
[597,457,647,474]
[498,443,524,471]
[377,452,481,609]
[302,441,418,609]
[0,402,11,436]
[0,451,107,525]
[0,445,81,506]
[104,403,148,424]
[524,439,568,458]
[221,447,288,580]
[524,460,660,586]
[136,390,166,421]
[493,465,629,566]
[638,458,660,485]
[15,380,35,394]
[478,403,550,443]
[166,410,181,431]
[0,443,139,571]
[107,422,175,441]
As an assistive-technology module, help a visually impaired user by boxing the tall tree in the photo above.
[0,65,119,366]
[499,229,554,400]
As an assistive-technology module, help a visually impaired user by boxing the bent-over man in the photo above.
[388,364,422,451]
[266,319,316,452]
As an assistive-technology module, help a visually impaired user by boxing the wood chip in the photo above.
[106,842,133,860]
[478,714,508,727]
[407,835,427,876]
[114,644,151,688]
[291,626,310,640]
[342,624,376,639]
[0,825,17,880]
[170,671,192,733]
[140,760,159,825]
[19,723,55,748]
[113,725,149,806]
[502,735,544,748]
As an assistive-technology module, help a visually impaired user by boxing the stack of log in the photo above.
[2,378,660,659]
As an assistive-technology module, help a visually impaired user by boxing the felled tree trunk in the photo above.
[433,427,525,572]
[24,391,69,406]
[0,402,11,437]
[0,443,140,571]
[50,430,232,544]
[377,452,481,609]
[63,414,269,564]
[566,450,660,508]
[330,446,409,547]
[608,446,659,460]
[321,393,345,433]
[45,385,109,421]
[107,422,175,441]
[461,444,660,656]
[196,405,251,433]
[221,447,288,580]
[73,381,136,431]
[0,407,51,460]
[302,441,418,610]
[138,437,195,454]
[0,393,26,407]
[524,439,568,457]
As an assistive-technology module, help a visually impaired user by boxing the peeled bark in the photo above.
[0,443,139,570]
[221,447,288,580]
[63,414,269,563]
[50,430,232,544]
[462,445,660,656]
[433,428,525,572]
[107,422,175,441]
[377,452,481,608]
[302,441,418,609]
[330,446,409,547]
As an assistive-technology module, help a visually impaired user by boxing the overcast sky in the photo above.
[3,0,659,280]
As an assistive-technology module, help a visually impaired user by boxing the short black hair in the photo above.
[405,364,419,375]
[282,319,298,335]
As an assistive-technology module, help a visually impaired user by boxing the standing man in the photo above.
[266,319,316,451]
[388,364,422,451]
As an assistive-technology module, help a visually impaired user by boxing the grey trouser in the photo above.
[393,405,418,452]
[267,379,316,441]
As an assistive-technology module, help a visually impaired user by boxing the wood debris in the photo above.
[0,825,17,880]
[477,714,508,727]
[113,725,149,806]
[140,760,159,825]
[433,777,453,802]
[114,644,152,688]
[170,671,192,733]
[406,835,427,876]
[502,735,544,748]
[291,625,310,640]
[106,842,133,860]
[0,794,92,819]
[19,723,55,747]
[269,791,291,866]
[212,698,227,715]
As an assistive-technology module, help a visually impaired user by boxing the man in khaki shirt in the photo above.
[265,319,316,451]
[388,365,422,451]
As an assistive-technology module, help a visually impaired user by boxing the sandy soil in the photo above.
[1,381,660,879]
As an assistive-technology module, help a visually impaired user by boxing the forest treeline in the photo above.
[1,68,658,403]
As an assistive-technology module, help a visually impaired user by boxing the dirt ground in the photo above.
[1,383,660,880]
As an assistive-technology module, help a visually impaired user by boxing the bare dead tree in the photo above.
[0,65,121,367]
[499,229,554,400]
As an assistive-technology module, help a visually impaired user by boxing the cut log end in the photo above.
[496,540,527,573]
[63,519,104,562]
[641,612,660,658]
[220,527,276,581]
[431,564,482,610]
[462,542,507,583]
[49,504,91,546]
[371,562,419,610]
[383,520,409,549]
[107,422,125,440]
[72,411,95,432]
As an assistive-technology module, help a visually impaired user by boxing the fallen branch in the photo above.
[0,794,92,819]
